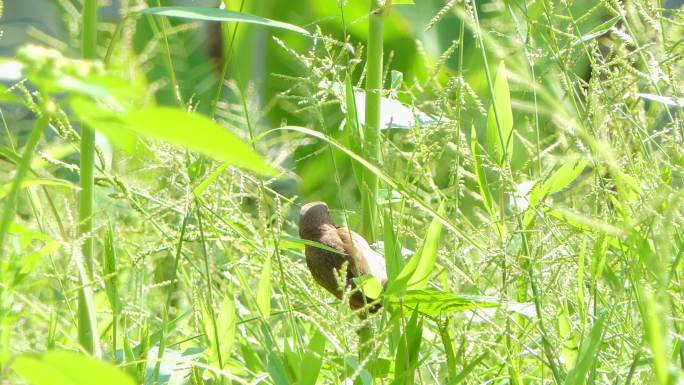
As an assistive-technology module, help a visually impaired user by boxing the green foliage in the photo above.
[13,350,135,385]
[1,0,683,384]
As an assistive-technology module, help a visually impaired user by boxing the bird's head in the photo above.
[299,201,332,239]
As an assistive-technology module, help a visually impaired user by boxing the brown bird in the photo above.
[299,202,387,311]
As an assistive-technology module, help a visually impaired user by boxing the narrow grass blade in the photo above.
[140,6,309,36]
[391,309,423,385]
[640,287,672,385]
[257,257,272,318]
[563,314,606,385]
[383,208,404,283]
[193,162,229,197]
[485,61,513,166]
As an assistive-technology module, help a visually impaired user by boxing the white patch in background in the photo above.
[323,80,449,130]
[511,180,536,211]
[636,93,684,108]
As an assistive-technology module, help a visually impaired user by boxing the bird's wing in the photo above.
[335,228,362,278]
[336,228,388,285]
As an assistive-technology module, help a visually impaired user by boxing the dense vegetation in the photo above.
[1,0,684,384]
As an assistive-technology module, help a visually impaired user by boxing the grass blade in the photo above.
[140,6,309,36]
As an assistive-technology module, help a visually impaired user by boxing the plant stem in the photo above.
[79,0,99,355]
[361,0,388,241]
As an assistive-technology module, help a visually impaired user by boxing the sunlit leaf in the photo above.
[125,107,276,176]
[354,274,384,300]
[71,101,277,177]
[12,350,135,385]
[406,202,443,290]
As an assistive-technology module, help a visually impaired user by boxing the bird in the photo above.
[299,201,387,312]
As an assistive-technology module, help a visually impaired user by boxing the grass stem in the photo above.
[361,0,388,241]
[78,0,99,355]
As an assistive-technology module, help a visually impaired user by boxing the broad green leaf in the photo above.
[385,205,443,296]
[257,257,272,318]
[393,0,415,4]
[354,274,384,299]
[563,315,606,385]
[140,7,309,35]
[406,202,443,290]
[72,100,277,177]
[486,61,513,165]
[124,107,277,176]
[12,350,135,385]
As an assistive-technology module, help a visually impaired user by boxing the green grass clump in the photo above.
[0,0,683,384]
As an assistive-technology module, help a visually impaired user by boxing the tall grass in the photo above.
[1,0,683,384]
[77,0,100,356]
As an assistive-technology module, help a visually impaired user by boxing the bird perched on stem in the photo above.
[299,202,387,312]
